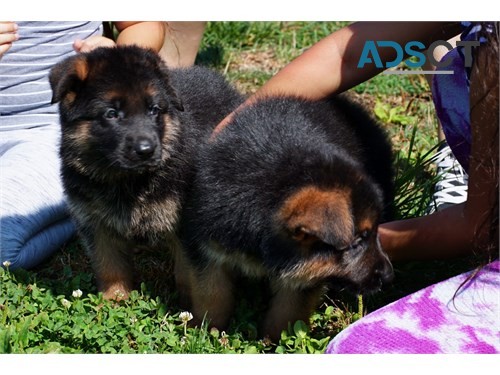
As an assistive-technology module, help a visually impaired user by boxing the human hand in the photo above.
[73,35,116,53]
[0,22,19,60]
[210,112,235,141]
[210,95,261,141]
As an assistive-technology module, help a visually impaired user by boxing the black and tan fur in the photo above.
[49,45,243,300]
[179,95,395,340]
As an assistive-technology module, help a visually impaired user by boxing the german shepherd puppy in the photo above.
[179,95,395,340]
[49,46,243,300]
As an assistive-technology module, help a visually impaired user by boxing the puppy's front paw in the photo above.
[102,283,131,301]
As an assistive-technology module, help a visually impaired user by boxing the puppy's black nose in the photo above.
[134,138,156,158]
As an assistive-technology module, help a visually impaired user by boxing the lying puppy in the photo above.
[179,95,395,340]
[49,45,243,300]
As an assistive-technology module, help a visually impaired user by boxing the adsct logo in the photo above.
[357,40,480,74]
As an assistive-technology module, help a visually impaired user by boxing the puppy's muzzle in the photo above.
[355,243,394,293]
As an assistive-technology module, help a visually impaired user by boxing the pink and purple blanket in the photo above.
[326,261,499,354]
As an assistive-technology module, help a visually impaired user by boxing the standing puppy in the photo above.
[50,46,243,300]
[180,95,395,340]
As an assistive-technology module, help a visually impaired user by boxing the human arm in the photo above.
[0,22,18,59]
[74,21,166,53]
[212,21,461,135]
[159,21,206,67]
[379,204,473,261]
[114,21,166,51]
[254,22,460,99]
[380,35,499,262]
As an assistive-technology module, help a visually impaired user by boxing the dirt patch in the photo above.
[226,49,284,75]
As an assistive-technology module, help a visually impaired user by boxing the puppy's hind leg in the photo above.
[263,279,326,341]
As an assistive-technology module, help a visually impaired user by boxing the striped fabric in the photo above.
[0,21,103,131]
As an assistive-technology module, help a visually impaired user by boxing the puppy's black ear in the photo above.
[169,87,184,112]
[158,64,184,112]
[49,55,89,104]
[278,186,354,251]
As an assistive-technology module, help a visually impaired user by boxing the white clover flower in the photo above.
[179,311,193,323]
[72,289,83,298]
[61,298,72,308]
[2,260,11,268]
[219,331,229,347]
[114,289,125,299]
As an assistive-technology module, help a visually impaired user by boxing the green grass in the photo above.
[0,21,474,354]
[354,68,430,96]
[0,262,355,353]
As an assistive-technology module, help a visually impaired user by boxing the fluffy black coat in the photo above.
[50,45,243,299]
[183,95,394,267]
[179,95,395,339]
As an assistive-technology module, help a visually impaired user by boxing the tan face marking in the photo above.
[160,114,181,158]
[145,85,158,98]
[63,91,77,105]
[278,253,343,289]
[64,120,93,174]
[102,90,121,103]
[357,216,376,235]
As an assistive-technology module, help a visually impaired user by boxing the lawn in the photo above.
[0,21,475,354]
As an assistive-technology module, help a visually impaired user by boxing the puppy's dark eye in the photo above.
[103,108,119,120]
[360,230,370,239]
[149,105,162,116]
[345,232,370,252]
